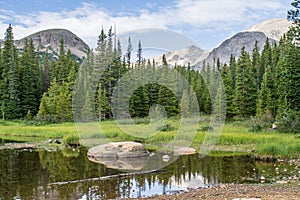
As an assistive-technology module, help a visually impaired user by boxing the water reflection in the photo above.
[0,148,297,199]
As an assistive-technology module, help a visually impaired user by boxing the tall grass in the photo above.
[0,119,299,157]
[0,120,76,140]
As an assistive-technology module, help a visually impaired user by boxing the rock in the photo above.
[87,142,150,170]
[162,155,170,162]
[54,139,62,144]
[3,143,36,150]
[173,146,196,155]
[276,180,288,184]
[87,142,149,158]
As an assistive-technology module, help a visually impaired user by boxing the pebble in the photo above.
[276,180,288,184]
[162,155,170,162]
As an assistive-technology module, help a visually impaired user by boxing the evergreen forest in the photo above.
[0,1,299,134]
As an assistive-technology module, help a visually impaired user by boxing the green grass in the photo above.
[0,120,76,141]
[0,119,299,157]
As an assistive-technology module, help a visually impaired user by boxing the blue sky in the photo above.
[0,0,292,51]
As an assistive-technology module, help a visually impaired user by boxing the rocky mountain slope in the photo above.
[1,29,89,59]
[154,45,209,67]
[154,18,291,68]
[201,31,276,66]
[195,18,291,66]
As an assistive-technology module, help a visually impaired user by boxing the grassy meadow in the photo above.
[0,118,299,157]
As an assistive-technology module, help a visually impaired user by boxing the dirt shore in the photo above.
[130,184,300,200]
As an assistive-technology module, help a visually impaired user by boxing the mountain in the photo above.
[247,18,292,41]
[201,31,277,66]
[153,45,209,67]
[152,18,291,68]
[1,29,89,59]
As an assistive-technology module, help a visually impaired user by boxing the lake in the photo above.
[0,145,298,199]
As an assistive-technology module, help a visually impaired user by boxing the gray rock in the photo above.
[87,142,150,170]
[87,142,149,158]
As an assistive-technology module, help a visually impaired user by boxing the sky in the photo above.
[0,0,292,51]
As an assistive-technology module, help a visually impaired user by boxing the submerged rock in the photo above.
[88,156,149,170]
[174,146,196,155]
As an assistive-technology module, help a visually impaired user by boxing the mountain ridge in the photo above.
[157,18,291,68]
[200,31,277,66]
[1,28,89,59]
[153,45,209,67]
[0,18,291,67]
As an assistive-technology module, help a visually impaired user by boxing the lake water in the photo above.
[0,147,298,199]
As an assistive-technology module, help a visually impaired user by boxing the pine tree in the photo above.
[0,24,22,119]
[213,82,226,122]
[126,37,133,66]
[96,85,110,120]
[37,79,60,121]
[19,39,41,117]
[180,89,190,117]
[162,54,168,66]
[251,41,261,91]
[81,86,95,122]
[56,82,72,122]
[57,38,67,83]
[221,64,235,117]
[157,67,179,117]
[259,38,272,89]
[41,48,50,93]
[229,54,237,89]
[278,1,300,112]
[256,64,277,117]
[288,0,300,24]
[233,47,257,117]
[283,39,300,111]
[137,40,143,65]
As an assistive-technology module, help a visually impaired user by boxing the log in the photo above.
[48,169,166,186]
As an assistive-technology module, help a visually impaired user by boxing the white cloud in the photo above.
[0,0,288,49]
[172,0,286,26]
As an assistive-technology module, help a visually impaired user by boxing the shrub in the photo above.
[63,134,80,147]
[276,110,300,134]
[248,112,273,132]
[159,123,175,132]
[25,110,33,121]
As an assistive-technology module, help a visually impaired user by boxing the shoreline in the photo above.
[129,183,300,200]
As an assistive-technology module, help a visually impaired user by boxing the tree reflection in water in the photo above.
[0,148,284,199]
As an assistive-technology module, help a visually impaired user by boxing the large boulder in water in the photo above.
[87,142,150,170]
[87,141,149,158]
